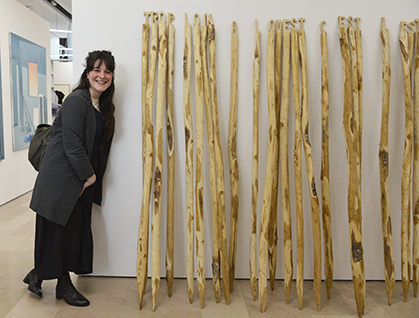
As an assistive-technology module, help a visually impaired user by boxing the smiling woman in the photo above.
[24,50,116,308]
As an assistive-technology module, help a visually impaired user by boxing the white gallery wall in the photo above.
[0,0,50,205]
[73,0,418,280]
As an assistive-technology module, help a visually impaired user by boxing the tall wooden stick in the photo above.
[268,20,281,292]
[183,13,194,304]
[299,18,321,312]
[291,19,304,310]
[280,20,293,304]
[339,16,365,317]
[355,17,363,180]
[320,20,334,300]
[250,19,261,302]
[259,20,277,313]
[208,18,230,304]
[193,14,206,308]
[348,17,362,219]
[151,12,167,311]
[137,18,158,310]
[228,21,240,292]
[413,19,419,298]
[201,16,221,303]
[399,21,413,302]
[379,17,395,306]
[166,12,175,298]
[142,13,150,179]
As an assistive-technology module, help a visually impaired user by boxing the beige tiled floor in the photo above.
[1,192,418,317]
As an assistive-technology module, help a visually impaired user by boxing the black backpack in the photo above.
[28,124,51,171]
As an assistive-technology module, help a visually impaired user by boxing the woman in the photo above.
[24,50,116,307]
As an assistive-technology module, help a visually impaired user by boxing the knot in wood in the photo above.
[185,127,190,145]
[351,234,363,263]
[311,179,317,196]
[208,27,215,40]
[183,57,187,77]
[212,260,220,273]
[155,168,161,182]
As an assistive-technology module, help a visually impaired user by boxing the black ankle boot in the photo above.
[56,273,90,307]
[23,268,43,298]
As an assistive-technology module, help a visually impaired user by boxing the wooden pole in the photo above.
[299,17,321,312]
[258,20,277,313]
[183,13,194,304]
[355,17,363,179]
[201,15,221,303]
[208,17,231,304]
[280,20,293,304]
[379,17,395,305]
[193,13,206,308]
[413,18,419,298]
[228,21,240,293]
[399,21,413,302]
[348,18,361,223]
[290,18,304,310]
[137,17,158,310]
[250,19,261,302]
[142,12,150,179]
[339,16,365,317]
[320,20,334,300]
[166,12,175,298]
[151,12,167,311]
[268,19,281,292]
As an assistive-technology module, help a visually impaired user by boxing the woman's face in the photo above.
[86,60,113,99]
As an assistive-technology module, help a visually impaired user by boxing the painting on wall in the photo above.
[10,33,47,151]
[0,48,4,161]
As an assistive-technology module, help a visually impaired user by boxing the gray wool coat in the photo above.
[30,88,113,226]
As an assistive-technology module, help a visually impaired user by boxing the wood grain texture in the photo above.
[258,21,277,312]
[183,14,194,304]
[151,15,167,311]
[142,22,149,180]
[320,20,334,300]
[193,16,206,308]
[137,20,158,310]
[339,18,365,317]
[379,17,395,305]
[413,20,419,298]
[228,21,240,293]
[201,19,221,303]
[250,19,261,302]
[268,19,281,292]
[299,19,321,312]
[280,23,293,305]
[166,14,175,298]
[399,23,413,302]
[291,22,304,310]
[208,21,230,304]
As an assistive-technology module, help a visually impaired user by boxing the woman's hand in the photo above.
[79,174,96,196]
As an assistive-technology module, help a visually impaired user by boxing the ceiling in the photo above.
[15,0,72,31]
[15,0,73,61]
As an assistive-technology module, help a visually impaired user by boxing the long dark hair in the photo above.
[74,50,116,140]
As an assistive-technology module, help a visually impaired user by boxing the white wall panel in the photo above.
[73,0,419,280]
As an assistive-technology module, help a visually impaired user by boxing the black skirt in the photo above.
[34,154,99,280]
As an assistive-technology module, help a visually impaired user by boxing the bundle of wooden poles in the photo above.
[338,16,365,318]
[256,18,329,313]
[135,13,419,317]
[398,19,419,303]
[137,11,175,311]
[136,12,240,310]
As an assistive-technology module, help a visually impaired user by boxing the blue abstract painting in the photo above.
[10,33,47,151]
[0,49,4,161]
